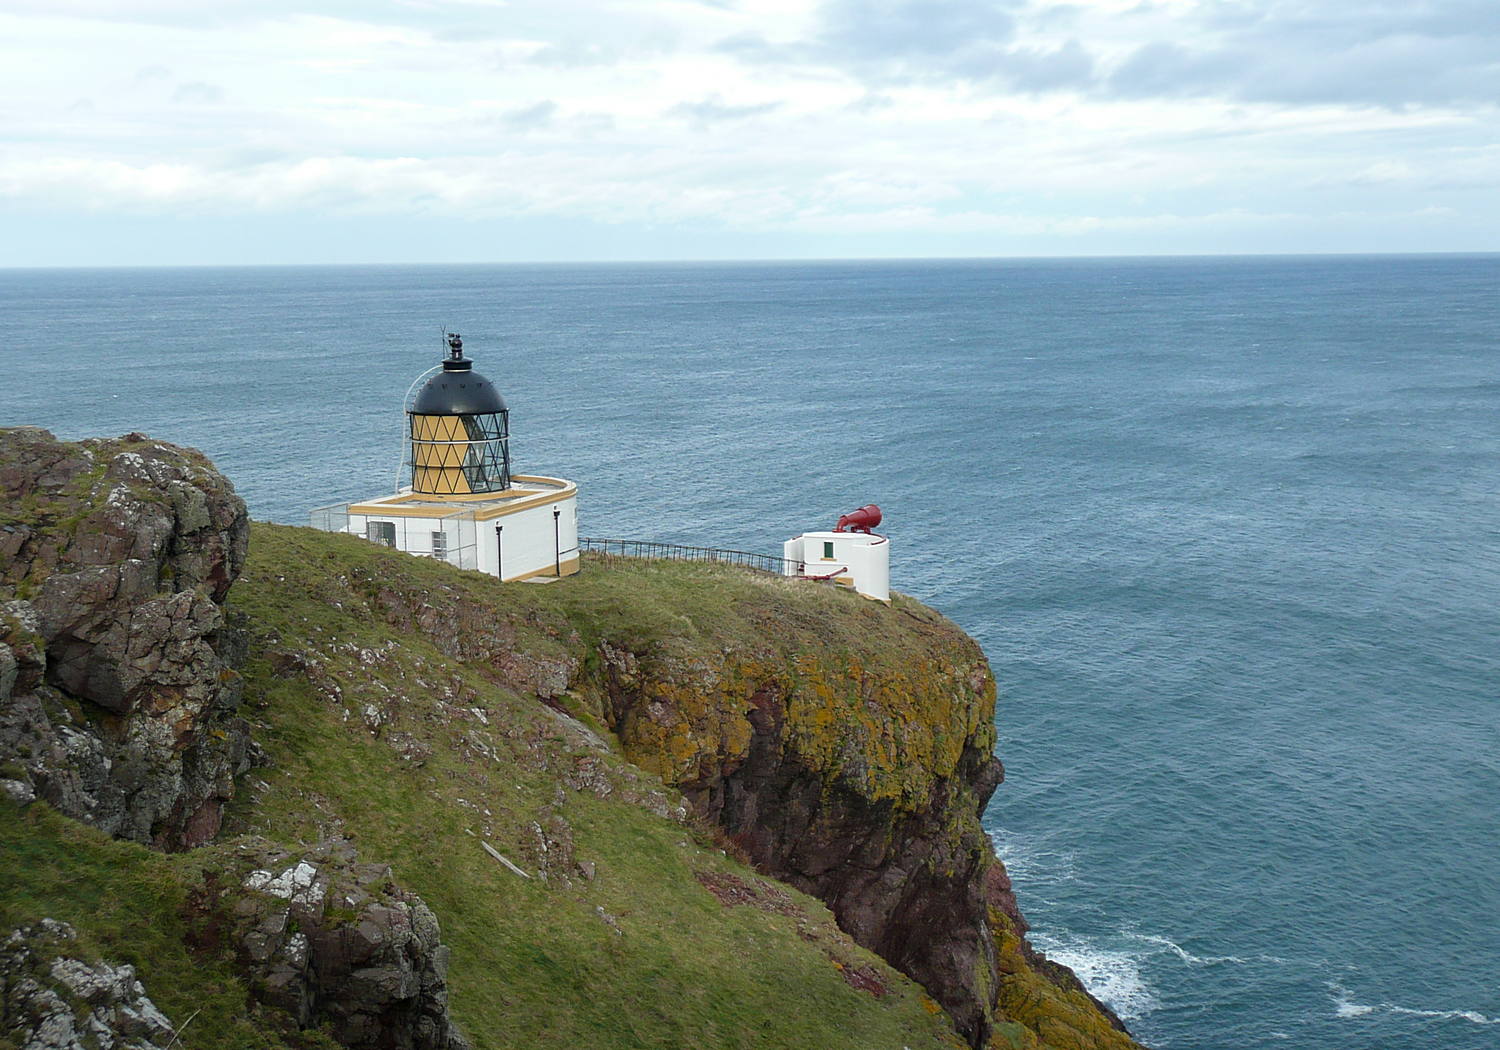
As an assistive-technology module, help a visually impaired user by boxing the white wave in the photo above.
[1389,1005,1500,1025]
[1329,984,1499,1025]
[1030,933,1158,1022]
[1129,933,1287,967]
[1330,983,1376,1018]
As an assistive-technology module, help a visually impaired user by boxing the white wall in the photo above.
[474,495,579,580]
[783,530,890,601]
[348,492,579,581]
[347,512,450,558]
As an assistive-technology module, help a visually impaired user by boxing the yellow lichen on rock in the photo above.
[989,907,1144,1050]
[780,653,995,809]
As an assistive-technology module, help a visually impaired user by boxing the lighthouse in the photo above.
[311,334,581,582]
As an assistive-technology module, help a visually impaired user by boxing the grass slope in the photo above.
[222,524,966,1050]
[0,800,321,1050]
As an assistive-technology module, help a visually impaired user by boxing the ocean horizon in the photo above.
[7,249,1500,272]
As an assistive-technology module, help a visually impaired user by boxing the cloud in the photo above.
[718,0,1028,86]
[2,0,1499,261]
[4,0,273,28]
[1095,0,1500,108]
[705,0,1500,109]
[522,41,624,68]
[815,0,1023,64]
[491,100,557,131]
[844,92,893,113]
[518,24,683,68]
[711,31,777,61]
[953,39,1093,92]
[172,81,224,104]
[1103,4,1500,107]
[668,96,781,124]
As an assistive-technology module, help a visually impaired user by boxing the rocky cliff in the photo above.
[590,596,1003,1042]
[0,427,251,849]
[584,615,1137,1050]
[1,428,1142,1050]
[1,428,468,1050]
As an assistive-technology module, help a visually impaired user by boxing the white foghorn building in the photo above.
[312,334,580,582]
[783,504,890,601]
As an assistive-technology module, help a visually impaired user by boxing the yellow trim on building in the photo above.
[349,477,577,520]
[470,493,572,522]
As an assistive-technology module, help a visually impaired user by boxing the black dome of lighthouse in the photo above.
[407,333,513,496]
[412,349,508,415]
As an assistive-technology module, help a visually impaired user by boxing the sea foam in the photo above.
[1130,933,1287,967]
[1030,933,1158,1022]
[1330,985,1498,1026]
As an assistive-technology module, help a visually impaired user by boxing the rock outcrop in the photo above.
[0,919,178,1050]
[331,557,1008,1038]
[0,428,252,849]
[197,837,468,1050]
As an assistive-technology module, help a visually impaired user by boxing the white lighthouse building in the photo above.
[782,504,890,601]
[311,334,580,582]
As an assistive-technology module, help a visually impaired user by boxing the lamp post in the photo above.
[553,508,561,576]
[494,523,504,580]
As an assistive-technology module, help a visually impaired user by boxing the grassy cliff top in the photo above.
[242,522,989,674]
[246,525,998,806]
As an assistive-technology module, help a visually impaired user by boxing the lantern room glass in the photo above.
[409,410,512,495]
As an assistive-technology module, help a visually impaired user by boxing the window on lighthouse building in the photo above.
[823,541,835,559]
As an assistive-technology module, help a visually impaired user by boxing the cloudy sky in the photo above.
[3,0,1498,265]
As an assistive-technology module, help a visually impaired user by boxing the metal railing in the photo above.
[580,537,798,576]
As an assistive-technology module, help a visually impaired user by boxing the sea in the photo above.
[2,256,1497,1050]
